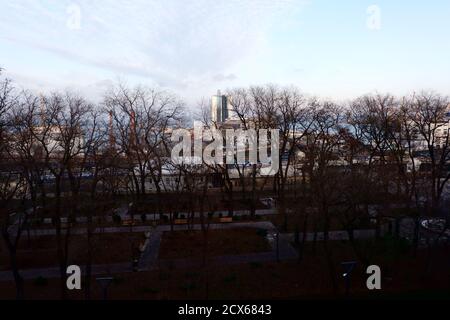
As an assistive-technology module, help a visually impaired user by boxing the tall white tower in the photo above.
[211,90,229,123]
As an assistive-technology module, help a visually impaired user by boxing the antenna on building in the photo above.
[39,93,46,126]
[109,110,115,149]
[130,110,136,148]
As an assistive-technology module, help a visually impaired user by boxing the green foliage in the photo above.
[353,235,411,262]
[249,261,262,269]
[112,276,124,285]
[33,276,48,287]
[138,286,160,294]
[256,228,268,238]
[112,214,122,224]
[377,234,411,257]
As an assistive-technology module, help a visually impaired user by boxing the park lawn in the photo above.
[158,227,271,260]
[0,232,144,270]
[1,243,450,300]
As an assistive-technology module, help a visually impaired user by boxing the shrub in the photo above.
[112,276,123,285]
[33,276,48,287]
[139,287,160,294]
[112,214,122,224]
[249,261,262,269]
[256,228,268,237]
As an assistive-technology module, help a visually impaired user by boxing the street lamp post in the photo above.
[96,276,114,300]
[276,231,280,262]
[341,261,357,297]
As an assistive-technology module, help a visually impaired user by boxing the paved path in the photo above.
[9,221,426,282]
[283,229,379,242]
[39,208,277,225]
[0,222,296,281]
[26,226,152,237]
[0,263,132,282]
[137,221,298,271]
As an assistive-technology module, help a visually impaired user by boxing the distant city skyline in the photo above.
[1,0,450,107]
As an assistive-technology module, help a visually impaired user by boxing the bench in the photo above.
[219,217,233,223]
[174,218,188,225]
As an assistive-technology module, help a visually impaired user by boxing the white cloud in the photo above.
[0,0,309,96]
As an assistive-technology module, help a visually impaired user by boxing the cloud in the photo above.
[0,0,309,91]
[213,73,238,82]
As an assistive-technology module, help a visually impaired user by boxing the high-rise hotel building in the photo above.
[211,90,229,123]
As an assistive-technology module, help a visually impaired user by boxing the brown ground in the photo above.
[0,232,145,270]
[158,228,271,260]
[265,213,356,232]
[1,241,449,300]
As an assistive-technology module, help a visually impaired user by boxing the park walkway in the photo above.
[0,222,296,281]
[137,221,298,271]
[25,225,152,237]
[2,220,423,282]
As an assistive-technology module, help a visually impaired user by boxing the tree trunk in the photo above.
[2,235,24,300]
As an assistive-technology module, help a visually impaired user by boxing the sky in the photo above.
[1,0,450,107]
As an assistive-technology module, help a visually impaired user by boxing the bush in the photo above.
[139,287,160,294]
[112,276,123,285]
[249,261,262,269]
[256,229,268,238]
[112,214,122,224]
[33,276,48,287]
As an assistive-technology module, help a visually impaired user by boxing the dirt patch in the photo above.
[0,232,145,270]
[1,244,450,300]
[158,227,271,260]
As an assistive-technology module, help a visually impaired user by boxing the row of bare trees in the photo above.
[1,69,450,298]
[0,72,184,299]
[215,85,449,292]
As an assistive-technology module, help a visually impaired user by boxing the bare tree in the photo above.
[104,83,183,215]
[0,71,27,299]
